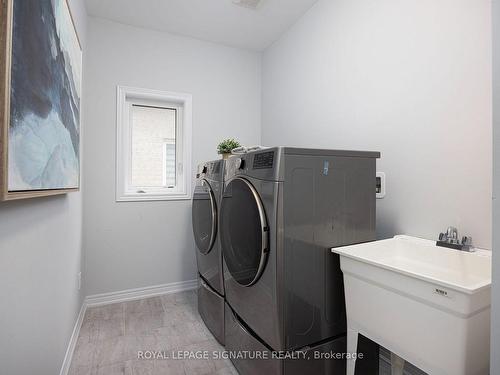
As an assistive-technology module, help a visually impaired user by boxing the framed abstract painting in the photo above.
[0,0,82,201]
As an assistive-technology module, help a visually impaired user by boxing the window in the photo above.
[116,86,192,201]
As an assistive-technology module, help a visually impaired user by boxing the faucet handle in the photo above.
[461,236,472,246]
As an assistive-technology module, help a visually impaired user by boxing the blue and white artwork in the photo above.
[8,0,81,191]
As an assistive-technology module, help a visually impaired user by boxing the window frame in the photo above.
[116,86,192,202]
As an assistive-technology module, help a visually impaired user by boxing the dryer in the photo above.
[220,147,380,374]
[192,159,225,344]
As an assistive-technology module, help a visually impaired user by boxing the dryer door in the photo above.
[192,179,217,254]
[221,177,269,287]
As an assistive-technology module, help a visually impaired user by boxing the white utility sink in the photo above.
[332,235,491,375]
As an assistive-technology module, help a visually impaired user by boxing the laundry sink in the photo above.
[332,235,491,375]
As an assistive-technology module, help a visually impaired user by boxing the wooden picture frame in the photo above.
[0,0,81,201]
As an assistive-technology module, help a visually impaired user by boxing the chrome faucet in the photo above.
[437,226,474,252]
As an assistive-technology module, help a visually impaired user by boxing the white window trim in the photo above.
[116,85,192,202]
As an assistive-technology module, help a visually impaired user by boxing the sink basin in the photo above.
[337,235,491,294]
[332,235,492,375]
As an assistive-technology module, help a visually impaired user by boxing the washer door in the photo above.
[221,177,269,287]
[192,179,217,255]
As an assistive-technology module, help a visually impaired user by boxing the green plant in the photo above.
[217,139,241,154]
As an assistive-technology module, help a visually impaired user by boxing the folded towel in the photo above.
[231,145,268,154]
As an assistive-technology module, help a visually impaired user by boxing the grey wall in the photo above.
[83,18,261,295]
[0,0,87,374]
[262,0,492,249]
[491,0,500,373]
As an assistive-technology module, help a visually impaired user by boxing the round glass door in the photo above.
[192,179,217,254]
[220,177,269,287]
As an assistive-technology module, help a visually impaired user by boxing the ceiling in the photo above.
[85,0,319,51]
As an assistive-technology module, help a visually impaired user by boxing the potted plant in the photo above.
[217,139,241,159]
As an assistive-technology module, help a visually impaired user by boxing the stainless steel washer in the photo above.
[220,147,380,374]
[192,159,225,344]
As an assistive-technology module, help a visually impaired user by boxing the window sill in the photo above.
[116,193,191,202]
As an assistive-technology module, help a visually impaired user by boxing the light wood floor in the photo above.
[68,290,237,375]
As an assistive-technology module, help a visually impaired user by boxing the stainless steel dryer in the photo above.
[192,159,225,345]
[220,147,380,374]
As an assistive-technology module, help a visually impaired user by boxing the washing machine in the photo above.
[220,147,380,374]
[192,159,225,344]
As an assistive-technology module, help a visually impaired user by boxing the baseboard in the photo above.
[84,279,198,307]
[59,279,198,375]
[59,302,87,375]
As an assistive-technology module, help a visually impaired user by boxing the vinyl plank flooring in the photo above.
[125,311,164,336]
[68,291,235,375]
[71,336,97,368]
[124,297,164,315]
[86,303,125,321]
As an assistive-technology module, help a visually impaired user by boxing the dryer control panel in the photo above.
[224,147,284,182]
[253,151,275,169]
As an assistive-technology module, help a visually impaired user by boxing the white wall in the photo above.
[262,0,492,249]
[491,0,500,372]
[83,18,261,295]
[0,1,87,374]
